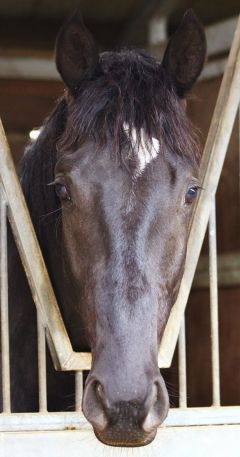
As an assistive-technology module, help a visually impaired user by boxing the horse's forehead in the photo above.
[123,123,160,174]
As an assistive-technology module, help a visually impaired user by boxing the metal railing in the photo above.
[0,192,10,413]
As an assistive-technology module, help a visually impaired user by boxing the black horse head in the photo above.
[20,10,206,447]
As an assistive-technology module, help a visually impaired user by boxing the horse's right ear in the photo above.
[55,10,99,95]
[162,10,206,97]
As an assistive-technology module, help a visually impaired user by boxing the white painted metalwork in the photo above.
[0,406,240,432]
[209,200,221,406]
[0,191,11,413]
[178,318,187,408]
[2,426,240,457]
[75,372,83,412]
[37,313,47,413]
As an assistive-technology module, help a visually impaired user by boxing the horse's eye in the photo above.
[55,182,71,202]
[185,186,199,204]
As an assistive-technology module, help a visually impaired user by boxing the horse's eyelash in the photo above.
[47,181,57,187]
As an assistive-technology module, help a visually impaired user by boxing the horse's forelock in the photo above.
[58,49,200,168]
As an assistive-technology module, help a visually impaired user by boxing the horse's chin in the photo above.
[93,427,157,448]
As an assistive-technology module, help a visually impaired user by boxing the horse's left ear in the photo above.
[162,10,206,97]
[55,10,99,95]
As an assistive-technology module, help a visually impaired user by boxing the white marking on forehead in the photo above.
[123,122,160,173]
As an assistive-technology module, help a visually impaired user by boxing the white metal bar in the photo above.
[37,312,47,413]
[209,200,221,406]
[2,426,240,457]
[0,191,11,413]
[178,317,187,408]
[0,407,240,431]
[75,372,83,412]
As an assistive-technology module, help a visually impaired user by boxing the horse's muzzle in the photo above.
[82,374,169,447]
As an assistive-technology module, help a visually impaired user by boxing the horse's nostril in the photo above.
[142,379,169,433]
[82,379,108,432]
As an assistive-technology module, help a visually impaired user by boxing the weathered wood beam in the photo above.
[193,253,240,289]
[149,16,238,58]
[199,58,227,81]
[0,55,227,82]
[0,16,236,82]
[0,57,59,81]
[206,16,238,57]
